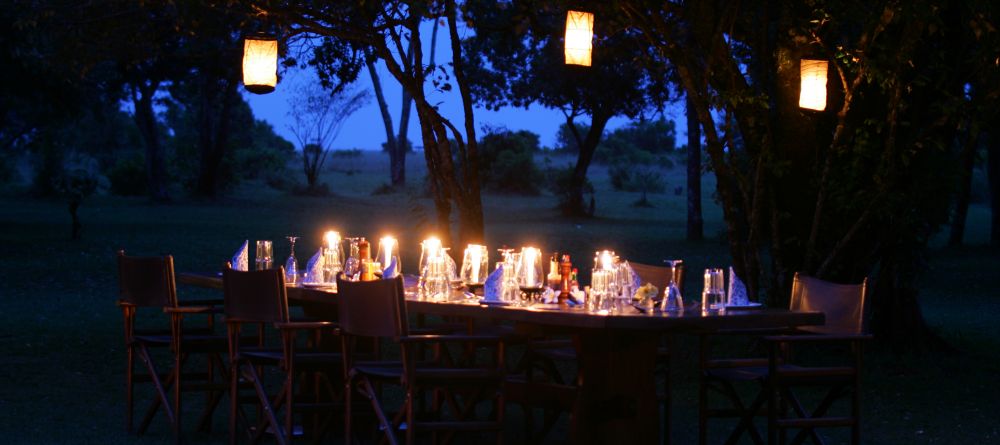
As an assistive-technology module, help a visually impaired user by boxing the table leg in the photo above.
[572,329,660,445]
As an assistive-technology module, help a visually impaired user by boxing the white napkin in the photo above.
[541,288,557,304]
[727,266,749,306]
[232,240,248,271]
[482,265,504,302]
[445,253,459,281]
[382,256,398,278]
[304,248,325,283]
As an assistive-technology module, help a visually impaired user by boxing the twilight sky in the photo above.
[243,22,686,151]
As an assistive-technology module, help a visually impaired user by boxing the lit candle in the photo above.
[600,250,614,271]
[380,236,396,266]
[469,244,483,283]
[524,247,538,287]
[324,231,341,250]
[424,237,441,258]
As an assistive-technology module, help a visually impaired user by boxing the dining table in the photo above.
[178,271,824,445]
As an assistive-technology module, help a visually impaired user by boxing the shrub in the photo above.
[477,128,543,194]
[547,163,595,214]
[107,153,147,196]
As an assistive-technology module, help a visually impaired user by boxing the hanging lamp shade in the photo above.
[799,59,828,111]
[564,10,594,66]
[242,34,278,94]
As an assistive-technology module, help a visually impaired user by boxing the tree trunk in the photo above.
[565,112,611,217]
[68,199,81,240]
[194,77,237,198]
[989,129,1000,247]
[367,59,400,184]
[949,123,979,246]
[131,81,169,202]
[685,96,704,241]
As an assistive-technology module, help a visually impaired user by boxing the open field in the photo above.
[1,151,998,444]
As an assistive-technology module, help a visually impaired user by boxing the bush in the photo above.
[107,153,147,196]
[477,128,543,194]
[547,163,594,213]
[607,147,666,206]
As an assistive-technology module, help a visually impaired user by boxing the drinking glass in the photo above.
[461,244,489,286]
[589,269,610,313]
[701,268,726,315]
[343,237,361,279]
[516,247,544,304]
[323,231,344,283]
[661,260,685,312]
[284,236,299,284]
[377,236,400,278]
[255,240,273,270]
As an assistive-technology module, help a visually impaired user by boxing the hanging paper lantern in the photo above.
[242,34,278,94]
[564,10,594,67]
[799,59,828,111]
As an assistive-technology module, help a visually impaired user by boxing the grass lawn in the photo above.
[0,151,997,444]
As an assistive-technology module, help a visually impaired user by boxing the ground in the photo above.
[0,152,997,444]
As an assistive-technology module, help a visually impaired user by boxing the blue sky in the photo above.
[244,22,687,151]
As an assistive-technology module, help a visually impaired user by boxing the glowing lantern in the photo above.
[242,34,278,94]
[564,10,594,66]
[799,59,828,111]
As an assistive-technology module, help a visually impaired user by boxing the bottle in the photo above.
[559,255,572,294]
[358,237,371,261]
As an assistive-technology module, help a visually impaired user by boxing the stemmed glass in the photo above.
[284,236,299,284]
[343,237,361,279]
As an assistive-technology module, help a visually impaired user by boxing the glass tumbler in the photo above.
[701,268,726,315]
[255,240,273,270]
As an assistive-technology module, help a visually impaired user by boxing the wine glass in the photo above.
[343,237,361,279]
[284,236,299,284]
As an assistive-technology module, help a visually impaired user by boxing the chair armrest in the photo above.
[763,333,872,343]
[164,305,221,315]
[399,334,502,345]
[274,321,337,331]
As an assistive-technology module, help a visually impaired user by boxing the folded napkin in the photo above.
[541,288,557,304]
[625,262,642,295]
[232,240,249,271]
[445,253,459,281]
[727,266,749,306]
[303,248,325,283]
[382,256,398,279]
[482,265,504,302]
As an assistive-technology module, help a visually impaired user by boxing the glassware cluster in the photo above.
[241,232,746,318]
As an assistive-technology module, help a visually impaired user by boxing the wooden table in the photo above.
[178,272,824,444]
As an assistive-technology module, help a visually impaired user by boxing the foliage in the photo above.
[620,0,1000,345]
[608,150,666,193]
[477,128,543,194]
[554,122,590,153]
[165,90,293,194]
[287,82,370,192]
[463,0,674,216]
[548,164,594,215]
[107,154,147,197]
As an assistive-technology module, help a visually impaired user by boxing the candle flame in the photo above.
[324,231,340,250]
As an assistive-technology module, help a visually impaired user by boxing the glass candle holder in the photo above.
[461,244,489,285]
